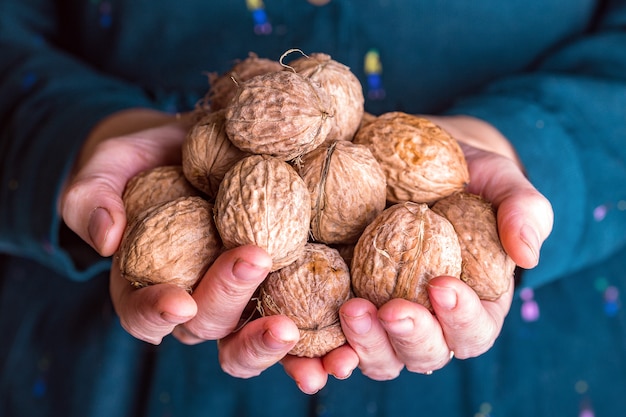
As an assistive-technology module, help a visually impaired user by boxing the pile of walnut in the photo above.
[118,51,516,358]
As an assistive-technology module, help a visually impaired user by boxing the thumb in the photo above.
[61,121,189,256]
[62,171,128,257]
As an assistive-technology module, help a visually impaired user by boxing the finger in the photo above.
[61,124,186,256]
[428,275,513,359]
[174,245,272,343]
[377,298,452,374]
[109,260,197,344]
[321,344,360,380]
[339,298,404,380]
[462,147,554,269]
[218,315,299,379]
[281,355,330,395]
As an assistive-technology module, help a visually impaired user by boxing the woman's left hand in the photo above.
[278,114,554,392]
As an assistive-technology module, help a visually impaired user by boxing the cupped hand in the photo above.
[282,114,554,386]
[59,108,192,257]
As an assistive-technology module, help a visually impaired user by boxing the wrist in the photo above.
[426,115,523,170]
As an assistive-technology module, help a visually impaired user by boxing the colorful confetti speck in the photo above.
[593,204,607,221]
[474,402,493,417]
[246,0,272,35]
[519,287,540,322]
[364,49,385,100]
[593,277,621,317]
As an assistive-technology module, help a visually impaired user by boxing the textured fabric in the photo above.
[1,1,625,416]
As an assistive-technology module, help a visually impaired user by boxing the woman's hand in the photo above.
[59,109,299,376]
[280,114,554,391]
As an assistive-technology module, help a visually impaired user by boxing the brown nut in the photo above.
[431,191,515,300]
[118,196,222,292]
[214,155,311,271]
[225,70,334,161]
[353,112,470,204]
[182,110,249,199]
[206,52,284,112]
[259,243,352,357]
[122,165,201,223]
[287,52,364,141]
[297,140,386,244]
[351,202,462,311]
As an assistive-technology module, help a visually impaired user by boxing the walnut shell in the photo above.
[206,52,283,112]
[353,112,469,204]
[297,140,386,244]
[259,243,352,357]
[225,70,334,161]
[118,196,222,292]
[182,110,249,199]
[431,192,515,300]
[122,165,201,222]
[351,202,462,311]
[288,52,364,141]
[214,155,311,271]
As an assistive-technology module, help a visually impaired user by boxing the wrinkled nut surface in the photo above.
[432,192,515,300]
[182,110,249,198]
[259,243,351,357]
[351,202,462,311]
[118,196,222,292]
[288,52,364,141]
[298,140,386,244]
[354,112,470,204]
[214,155,311,271]
[225,70,334,161]
[122,165,201,223]
[206,52,283,112]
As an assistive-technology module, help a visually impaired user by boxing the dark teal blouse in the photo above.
[1,1,625,416]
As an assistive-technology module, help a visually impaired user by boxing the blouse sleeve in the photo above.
[445,0,626,288]
[0,0,157,281]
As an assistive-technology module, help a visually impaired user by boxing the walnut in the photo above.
[353,112,469,204]
[287,52,364,141]
[182,110,249,199]
[122,165,201,223]
[225,70,334,161]
[214,155,311,271]
[118,196,222,292]
[206,52,283,112]
[351,202,462,311]
[259,243,352,357]
[297,140,386,244]
[431,192,515,300]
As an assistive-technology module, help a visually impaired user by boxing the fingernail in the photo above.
[428,284,458,310]
[380,316,415,335]
[341,312,372,335]
[160,311,193,324]
[232,259,270,281]
[88,207,113,253]
[520,224,540,266]
[331,369,353,380]
[296,381,321,396]
[263,329,297,350]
